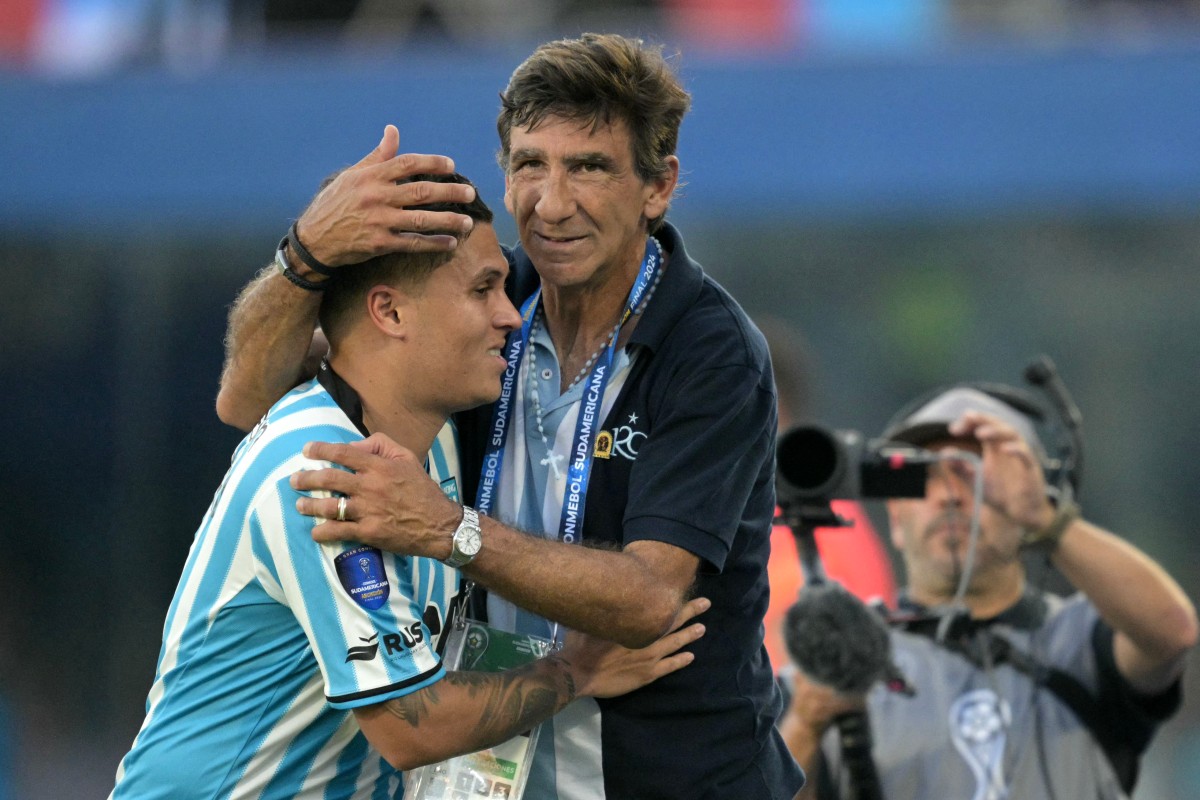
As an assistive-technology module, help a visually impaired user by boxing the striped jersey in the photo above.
[111,376,462,800]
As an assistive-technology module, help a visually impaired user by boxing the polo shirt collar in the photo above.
[627,221,704,353]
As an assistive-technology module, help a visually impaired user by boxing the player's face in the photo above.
[886,439,1022,595]
[408,223,521,412]
[503,115,677,295]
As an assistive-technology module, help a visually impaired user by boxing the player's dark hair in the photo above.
[318,173,492,344]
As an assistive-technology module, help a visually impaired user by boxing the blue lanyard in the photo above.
[476,237,662,543]
[475,291,539,517]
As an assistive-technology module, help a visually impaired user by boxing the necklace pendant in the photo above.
[541,450,566,480]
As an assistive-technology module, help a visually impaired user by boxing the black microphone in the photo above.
[1024,354,1085,496]
[785,584,899,800]
[783,582,893,695]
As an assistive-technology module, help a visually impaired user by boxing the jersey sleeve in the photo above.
[252,455,446,710]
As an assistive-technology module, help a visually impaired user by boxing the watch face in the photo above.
[459,527,482,555]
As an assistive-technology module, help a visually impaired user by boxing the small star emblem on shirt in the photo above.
[627,413,639,424]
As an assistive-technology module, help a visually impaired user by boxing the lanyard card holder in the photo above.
[402,619,554,800]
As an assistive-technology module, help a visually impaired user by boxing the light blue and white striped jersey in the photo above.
[111,377,462,800]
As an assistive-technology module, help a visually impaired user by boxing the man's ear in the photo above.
[642,155,680,223]
[366,284,413,340]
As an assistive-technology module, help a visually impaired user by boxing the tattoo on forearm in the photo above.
[382,656,578,746]
[385,681,443,727]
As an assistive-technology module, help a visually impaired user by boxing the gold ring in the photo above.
[336,496,348,522]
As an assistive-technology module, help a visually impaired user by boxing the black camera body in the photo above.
[776,425,931,506]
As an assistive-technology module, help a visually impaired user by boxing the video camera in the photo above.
[777,355,1084,511]
[776,426,932,506]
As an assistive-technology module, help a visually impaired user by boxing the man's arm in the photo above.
[1050,518,1197,694]
[216,268,325,430]
[354,597,707,770]
[777,667,865,799]
[215,125,478,430]
[293,436,698,648]
[953,411,1198,694]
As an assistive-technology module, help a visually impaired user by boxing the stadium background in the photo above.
[2,1,1199,797]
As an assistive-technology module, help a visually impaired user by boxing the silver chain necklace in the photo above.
[525,237,665,480]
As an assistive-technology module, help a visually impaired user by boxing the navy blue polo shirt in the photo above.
[456,222,803,799]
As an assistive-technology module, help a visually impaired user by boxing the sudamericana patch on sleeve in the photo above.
[335,546,390,610]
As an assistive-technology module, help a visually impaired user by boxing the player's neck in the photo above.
[332,353,441,457]
[360,399,442,459]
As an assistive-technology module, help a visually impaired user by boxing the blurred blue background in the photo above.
[2,1,1199,797]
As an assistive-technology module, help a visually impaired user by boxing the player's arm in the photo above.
[354,600,707,770]
[215,125,475,430]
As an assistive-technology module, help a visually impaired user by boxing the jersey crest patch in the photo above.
[335,546,390,610]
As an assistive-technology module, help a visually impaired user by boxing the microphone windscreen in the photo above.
[783,583,892,694]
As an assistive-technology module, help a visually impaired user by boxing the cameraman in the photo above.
[780,387,1197,799]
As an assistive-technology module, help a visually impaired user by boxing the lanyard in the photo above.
[476,237,661,544]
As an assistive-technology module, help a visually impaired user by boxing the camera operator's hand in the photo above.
[947,411,1056,533]
[786,666,867,734]
[778,665,867,797]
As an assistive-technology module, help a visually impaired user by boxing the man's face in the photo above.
[886,439,1023,595]
[503,115,677,293]
[406,223,521,413]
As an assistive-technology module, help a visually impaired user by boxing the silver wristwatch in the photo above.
[444,505,483,569]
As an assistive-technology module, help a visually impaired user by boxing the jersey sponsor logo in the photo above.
[439,476,460,502]
[347,605,445,662]
[423,604,444,642]
[346,633,379,662]
[383,621,426,654]
[334,546,390,610]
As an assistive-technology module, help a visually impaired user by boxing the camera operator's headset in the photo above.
[879,357,1083,501]
[878,357,1139,797]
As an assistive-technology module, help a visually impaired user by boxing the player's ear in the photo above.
[366,284,414,340]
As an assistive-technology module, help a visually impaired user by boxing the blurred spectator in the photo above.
[664,0,796,52]
[259,0,660,48]
[0,0,42,63]
[757,315,897,672]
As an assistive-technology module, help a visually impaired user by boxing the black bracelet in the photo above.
[275,236,328,292]
[1019,499,1080,553]
[286,221,338,278]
